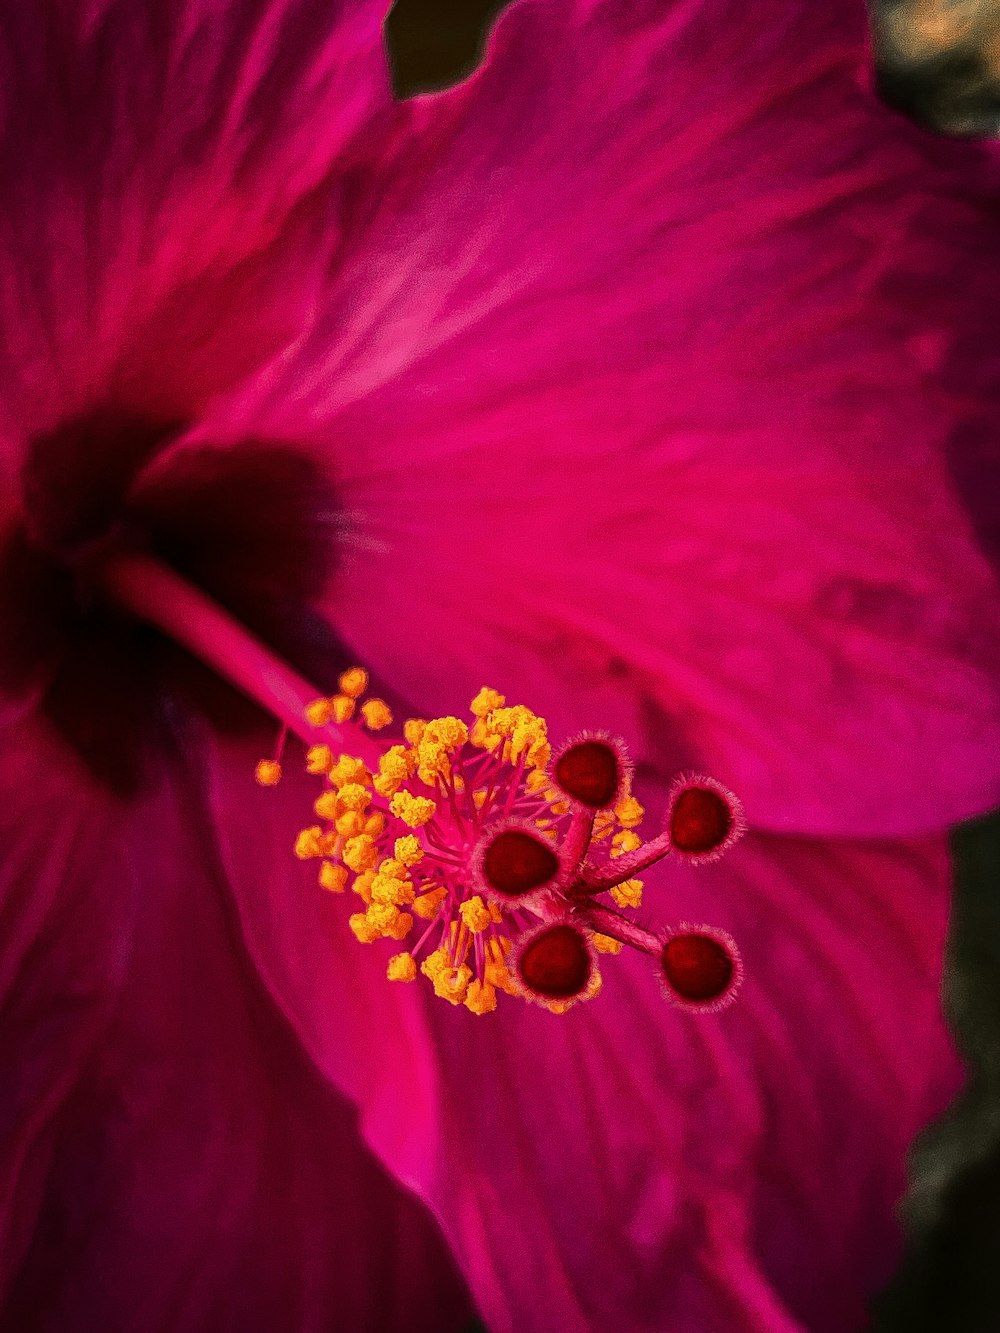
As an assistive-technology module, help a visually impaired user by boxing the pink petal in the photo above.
[0,0,393,446]
[0,721,473,1331]
[410,828,960,1333]
[0,724,133,1297]
[197,727,450,1186]
[206,731,960,1331]
[241,0,1000,837]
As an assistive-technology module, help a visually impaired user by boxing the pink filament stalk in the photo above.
[100,552,383,765]
[577,904,661,956]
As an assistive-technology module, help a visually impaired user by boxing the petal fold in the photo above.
[0,723,473,1331]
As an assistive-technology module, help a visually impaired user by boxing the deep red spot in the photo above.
[482,829,561,897]
[661,933,734,1003]
[669,786,733,854]
[554,739,621,808]
[2,415,346,796]
[518,925,592,999]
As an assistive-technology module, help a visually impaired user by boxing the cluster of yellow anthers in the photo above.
[257,669,746,1017]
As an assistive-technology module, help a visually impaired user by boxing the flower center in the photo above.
[28,507,746,1018]
[1,409,340,792]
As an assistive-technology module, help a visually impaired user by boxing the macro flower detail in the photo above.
[1,2,999,1332]
[281,675,745,1013]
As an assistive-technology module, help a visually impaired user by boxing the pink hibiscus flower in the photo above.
[1,2,998,1332]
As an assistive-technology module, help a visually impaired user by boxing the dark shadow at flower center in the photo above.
[1,409,349,796]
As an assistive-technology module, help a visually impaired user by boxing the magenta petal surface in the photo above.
[0,725,134,1298]
[197,728,449,1184]
[204,731,960,1331]
[0,724,473,1332]
[246,0,1000,837]
[0,0,393,450]
[411,832,958,1332]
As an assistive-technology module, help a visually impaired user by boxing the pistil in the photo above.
[100,552,382,764]
[100,551,745,1016]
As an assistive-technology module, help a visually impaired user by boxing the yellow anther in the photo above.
[549,799,571,816]
[338,666,369,699]
[615,796,645,828]
[592,932,624,954]
[294,826,326,860]
[377,857,409,880]
[484,949,517,994]
[432,962,473,1005]
[335,810,366,839]
[525,769,550,793]
[305,744,334,775]
[329,755,371,788]
[472,790,489,809]
[610,878,643,908]
[470,687,505,718]
[314,791,341,821]
[420,948,451,985]
[424,716,469,750]
[470,719,501,750]
[416,742,451,786]
[366,904,413,941]
[352,871,375,904]
[343,834,378,873]
[348,912,379,943]
[403,718,427,745]
[360,698,393,730]
[254,759,282,787]
[374,745,415,797]
[465,979,498,1014]
[366,901,400,936]
[412,887,447,919]
[381,746,416,778]
[483,706,518,737]
[394,835,424,867]
[488,901,504,923]
[388,911,413,940]
[527,739,551,770]
[459,895,492,934]
[546,999,573,1015]
[510,719,547,766]
[371,873,415,907]
[318,861,348,893]
[337,783,371,812]
[364,812,386,838]
[331,694,356,724]
[387,952,418,983]
[611,830,642,857]
[304,697,333,726]
[390,791,436,827]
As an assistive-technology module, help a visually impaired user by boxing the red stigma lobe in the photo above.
[669,785,733,854]
[518,924,592,998]
[553,739,622,808]
[483,829,561,897]
[661,932,734,1003]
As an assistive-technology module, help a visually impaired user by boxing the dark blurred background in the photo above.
[386,3,1000,1329]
